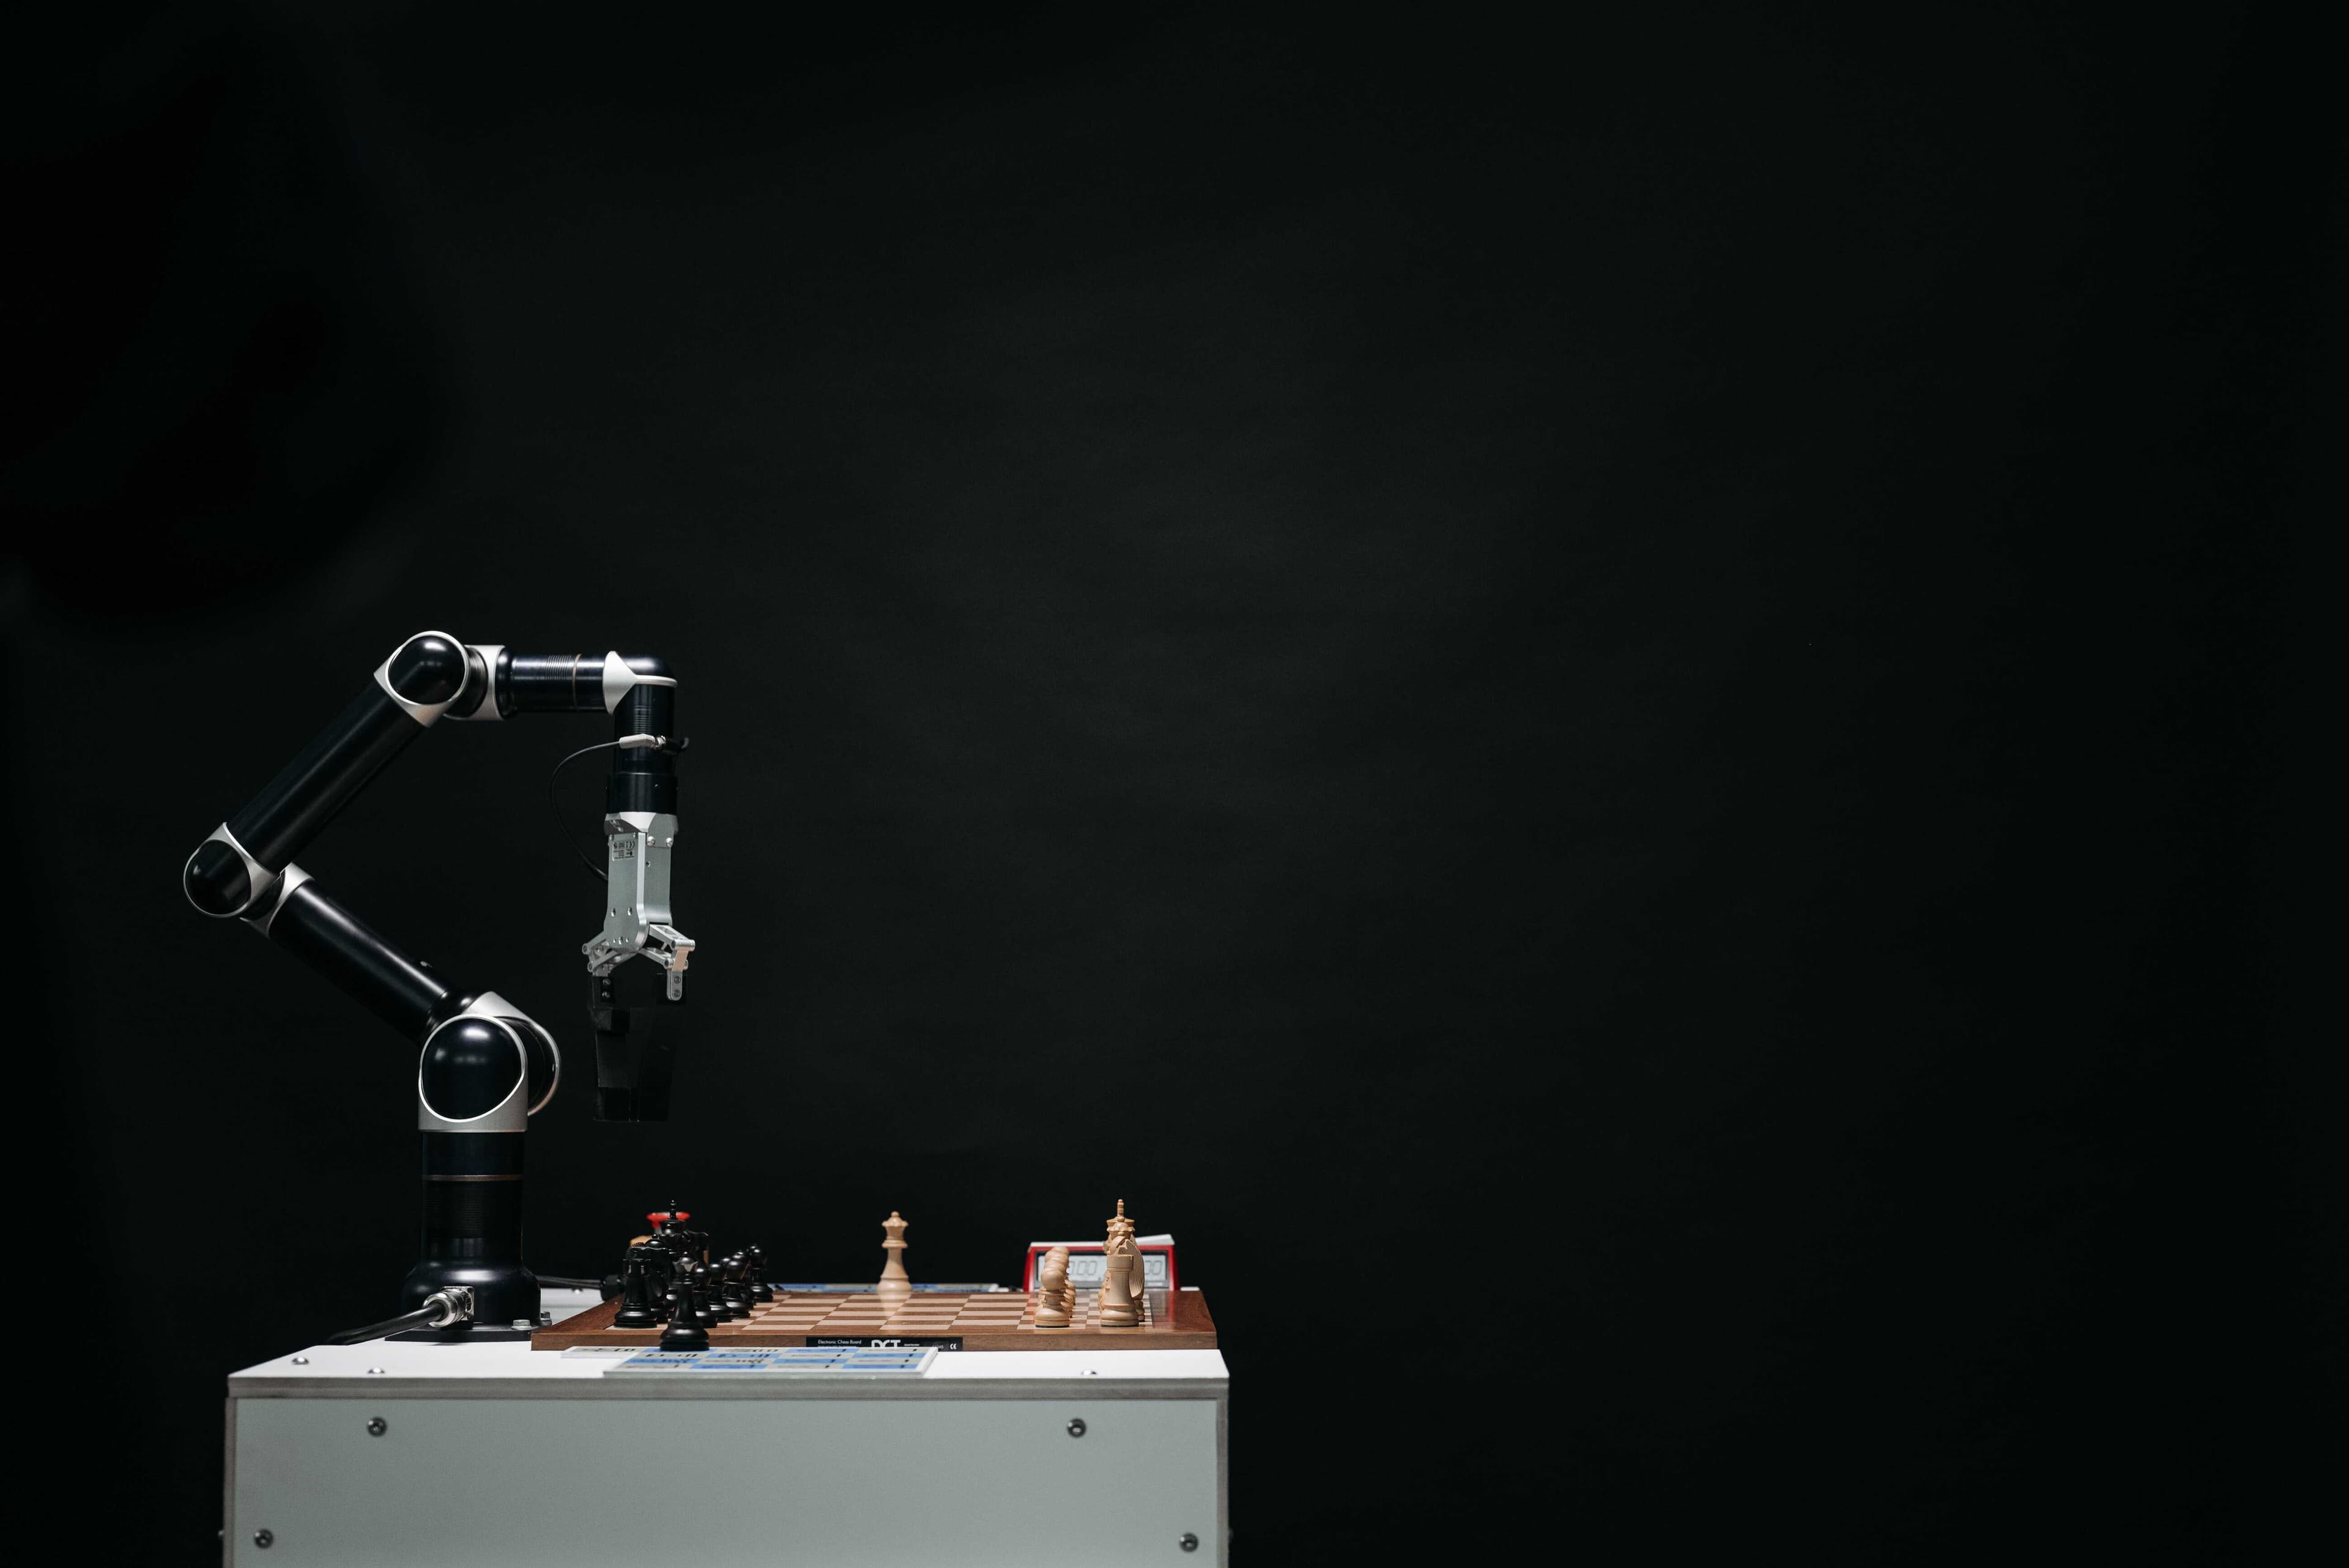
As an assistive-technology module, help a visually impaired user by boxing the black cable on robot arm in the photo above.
[549,740,623,881]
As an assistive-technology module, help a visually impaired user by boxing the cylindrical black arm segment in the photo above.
[228,686,418,869]
[501,651,674,712]
[264,879,456,1041]
[505,652,606,712]
[181,631,470,917]
[497,650,681,812]
[404,1130,535,1325]
[608,680,678,814]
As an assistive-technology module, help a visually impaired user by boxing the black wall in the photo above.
[6,6,2334,1562]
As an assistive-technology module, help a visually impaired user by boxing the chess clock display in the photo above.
[1023,1235,1176,1291]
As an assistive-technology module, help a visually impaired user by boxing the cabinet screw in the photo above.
[253,1529,274,1549]
[366,1418,387,1436]
[1179,1534,1198,1553]
[1066,1418,1087,1438]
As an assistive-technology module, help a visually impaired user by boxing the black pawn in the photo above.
[614,1249,660,1329]
[690,1263,719,1331]
[721,1254,752,1317]
[703,1260,734,1323]
[746,1244,775,1304]
[659,1272,708,1353]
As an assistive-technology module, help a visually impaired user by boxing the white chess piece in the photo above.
[877,1211,912,1306]
[1099,1202,1139,1327]
[1034,1246,1072,1328]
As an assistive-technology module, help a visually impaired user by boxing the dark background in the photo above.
[5,3,2335,1561]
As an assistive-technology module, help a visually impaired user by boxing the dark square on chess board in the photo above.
[532,1288,1218,1351]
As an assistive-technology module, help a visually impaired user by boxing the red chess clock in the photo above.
[1022,1236,1177,1292]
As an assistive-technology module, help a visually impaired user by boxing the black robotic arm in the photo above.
[182,632,697,1326]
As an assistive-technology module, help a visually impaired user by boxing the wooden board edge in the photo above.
[532,1290,1217,1352]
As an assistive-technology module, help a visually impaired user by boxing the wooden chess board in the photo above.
[532,1288,1217,1351]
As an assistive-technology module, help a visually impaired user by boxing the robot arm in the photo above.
[180,631,698,1325]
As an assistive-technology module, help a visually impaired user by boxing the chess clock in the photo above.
[1022,1238,1177,1292]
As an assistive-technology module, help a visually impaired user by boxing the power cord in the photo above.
[327,1285,475,1345]
[547,741,622,881]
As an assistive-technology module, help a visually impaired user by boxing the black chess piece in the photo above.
[690,1263,719,1331]
[746,1244,775,1304]
[653,1205,692,1266]
[702,1258,735,1323]
[614,1247,661,1329]
[658,1268,709,1353]
[720,1254,752,1317]
[645,1247,674,1313]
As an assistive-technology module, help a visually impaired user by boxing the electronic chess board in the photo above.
[533,1287,1217,1351]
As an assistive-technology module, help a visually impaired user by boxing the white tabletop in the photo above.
[231,1284,1228,1398]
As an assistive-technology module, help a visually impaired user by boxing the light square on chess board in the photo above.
[532,1288,1217,1351]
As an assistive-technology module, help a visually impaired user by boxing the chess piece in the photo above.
[659,1271,710,1353]
[877,1211,912,1306]
[1124,1200,1151,1317]
[1113,1201,1146,1319]
[700,1262,730,1324]
[1099,1251,1138,1326]
[613,1247,661,1329]
[746,1244,775,1303]
[690,1262,719,1330]
[1034,1247,1073,1328]
[1099,1200,1139,1326]
[721,1254,752,1317]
